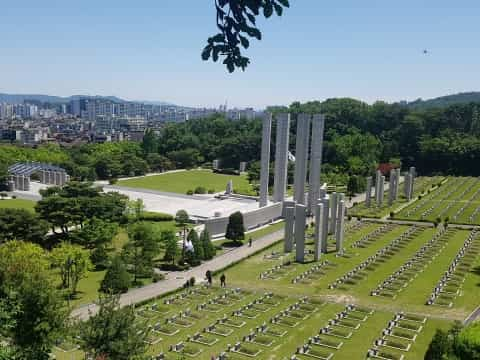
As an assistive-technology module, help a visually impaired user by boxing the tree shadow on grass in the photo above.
[470,266,480,286]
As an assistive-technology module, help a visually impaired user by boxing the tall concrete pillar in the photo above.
[314,203,324,261]
[335,200,346,253]
[374,170,381,201]
[330,192,338,234]
[40,170,46,184]
[321,196,329,253]
[259,113,272,207]
[378,176,385,206]
[294,204,306,263]
[293,114,311,205]
[319,183,328,199]
[365,176,373,207]
[284,206,295,253]
[394,168,401,200]
[273,113,291,203]
[388,169,395,205]
[405,173,413,201]
[308,114,325,214]
[409,166,415,195]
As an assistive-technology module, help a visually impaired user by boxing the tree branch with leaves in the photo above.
[203,0,290,72]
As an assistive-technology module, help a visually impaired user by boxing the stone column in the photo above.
[330,192,338,234]
[378,176,385,206]
[374,170,381,201]
[23,176,30,191]
[55,171,62,186]
[17,175,24,191]
[239,162,246,173]
[294,204,306,263]
[365,176,372,207]
[61,172,67,186]
[388,169,395,205]
[65,174,70,183]
[40,170,46,184]
[335,200,346,253]
[314,202,324,261]
[405,173,413,200]
[284,206,295,253]
[308,114,325,214]
[394,168,401,200]
[259,113,272,207]
[321,196,329,253]
[273,113,291,203]
[319,183,328,199]
[409,166,415,195]
[293,114,311,205]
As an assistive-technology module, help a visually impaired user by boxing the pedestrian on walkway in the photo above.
[206,270,212,286]
[248,237,252,247]
[220,273,226,288]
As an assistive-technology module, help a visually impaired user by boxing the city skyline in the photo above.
[1,1,479,108]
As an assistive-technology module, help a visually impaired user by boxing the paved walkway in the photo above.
[71,228,284,320]
[464,306,480,325]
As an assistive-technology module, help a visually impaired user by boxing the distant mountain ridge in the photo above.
[0,93,174,106]
[402,92,480,109]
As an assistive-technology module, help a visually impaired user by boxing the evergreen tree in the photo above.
[200,229,216,260]
[225,211,245,244]
[163,230,178,265]
[79,295,149,360]
[188,229,204,260]
[424,329,451,360]
[122,222,161,283]
[100,256,130,294]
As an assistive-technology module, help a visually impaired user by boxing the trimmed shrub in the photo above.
[194,186,207,194]
[208,189,215,194]
[186,189,194,195]
[152,272,165,283]
[139,212,174,222]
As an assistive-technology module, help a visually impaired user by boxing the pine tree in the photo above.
[225,211,245,244]
[188,229,204,260]
[200,229,216,260]
[163,230,179,265]
[100,256,131,294]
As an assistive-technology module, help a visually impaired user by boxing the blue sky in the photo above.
[1,1,479,108]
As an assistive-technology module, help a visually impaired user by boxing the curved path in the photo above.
[71,228,284,320]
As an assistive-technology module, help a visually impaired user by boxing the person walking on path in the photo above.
[206,270,212,286]
[248,237,253,247]
[220,273,226,288]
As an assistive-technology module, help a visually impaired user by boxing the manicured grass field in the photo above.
[118,170,255,195]
[0,198,36,211]
[396,177,480,225]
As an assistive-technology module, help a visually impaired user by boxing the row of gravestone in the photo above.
[351,223,397,249]
[427,229,480,307]
[328,226,423,289]
[292,304,374,360]
[367,312,427,360]
[371,228,454,298]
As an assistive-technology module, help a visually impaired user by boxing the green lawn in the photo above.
[0,198,36,211]
[118,170,256,195]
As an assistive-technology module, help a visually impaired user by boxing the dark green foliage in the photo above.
[225,211,245,243]
[100,256,130,294]
[36,182,128,234]
[203,0,290,72]
[0,208,49,245]
[454,322,480,360]
[194,186,207,194]
[188,229,204,261]
[90,245,110,270]
[162,230,179,264]
[138,211,173,222]
[122,222,161,283]
[424,329,451,360]
[200,229,216,260]
[79,295,149,360]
